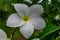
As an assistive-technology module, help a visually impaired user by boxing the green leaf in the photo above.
[40,21,60,39]
[0,20,14,38]
[9,0,19,3]
[0,0,4,10]
[13,28,23,38]
[2,3,14,13]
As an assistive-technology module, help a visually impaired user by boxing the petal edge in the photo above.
[20,22,34,39]
[6,13,25,27]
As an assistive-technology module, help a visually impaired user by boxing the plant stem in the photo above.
[10,27,17,40]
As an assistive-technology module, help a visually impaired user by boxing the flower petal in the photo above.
[24,0,32,4]
[0,29,7,39]
[30,4,44,16]
[0,38,9,40]
[6,13,25,27]
[32,38,40,40]
[30,17,46,30]
[7,38,10,40]
[20,22,34,39]
[37,0,43,3]
[13,4,29,17]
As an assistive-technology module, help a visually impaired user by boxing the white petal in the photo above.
[7,38,10,40]
[20,22,34,39]
[6,13,25,27]
[24,0,32,4]
[32,38,40,40]
[37,0,43,3]
[0,38,9,40]
[0,29,7,39]
[30,17,46,30]
[13,4,29,17]
[30,4,44,16]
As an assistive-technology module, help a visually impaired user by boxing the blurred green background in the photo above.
[0,0,60,40]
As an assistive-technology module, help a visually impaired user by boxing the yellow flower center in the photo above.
[22,16,29,22]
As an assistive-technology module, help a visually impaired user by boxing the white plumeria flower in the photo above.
[0,29,10,40]
[32,38,40,40]
[6,4,46,39]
